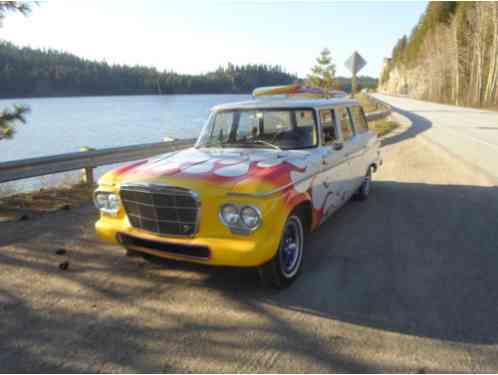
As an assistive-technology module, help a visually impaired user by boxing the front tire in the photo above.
[355,167,372,201]
[259,213,305,289]
[125,248,142,257]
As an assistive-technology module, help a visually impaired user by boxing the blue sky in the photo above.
[1,0,427,78]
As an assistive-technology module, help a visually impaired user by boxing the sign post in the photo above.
[345,51,367,95]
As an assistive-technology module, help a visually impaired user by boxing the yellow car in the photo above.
[94,85,381,288]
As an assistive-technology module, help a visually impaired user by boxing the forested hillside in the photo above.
[336,76,378,92]
[0,41,297,98]
[0,41,379,99]
[380,2,498,107]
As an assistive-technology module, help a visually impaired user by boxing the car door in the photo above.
[314,108,351,222]
[349,105,374,176]
[335,106,362,195]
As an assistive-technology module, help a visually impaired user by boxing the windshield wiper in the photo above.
[246,139,282,151]
[204,140,282,151]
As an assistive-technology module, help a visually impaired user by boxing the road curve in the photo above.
[374,93,498,181]
[1,112,498,372]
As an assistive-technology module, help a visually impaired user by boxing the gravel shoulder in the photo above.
[1,111,498,372]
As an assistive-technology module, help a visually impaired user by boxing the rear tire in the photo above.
[259,212,305,289]
[355,167,372,201]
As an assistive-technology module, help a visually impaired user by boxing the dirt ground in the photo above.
[1,111,498,372]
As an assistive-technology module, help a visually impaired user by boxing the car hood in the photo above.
[100,147,320,196]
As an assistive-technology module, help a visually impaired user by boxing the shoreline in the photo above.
[0,92,253,101]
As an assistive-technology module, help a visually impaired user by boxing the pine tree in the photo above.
[0,1,31,141]
[0,106,30,140]
[0,1,30,25]
[307,48,337,90]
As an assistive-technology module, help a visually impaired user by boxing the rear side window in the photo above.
[350,106,369,134]
[319,109,338,145]
[335,107,355,142]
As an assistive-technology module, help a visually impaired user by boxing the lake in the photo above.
[0,94,250,193]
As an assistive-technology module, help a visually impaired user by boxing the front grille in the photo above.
[118,233,210,259]
[120,184,200,237]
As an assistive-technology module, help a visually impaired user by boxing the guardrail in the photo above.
[364,94,392,121]
[0,102,391,186]
[0,138,196,184]
[365,109,391,121]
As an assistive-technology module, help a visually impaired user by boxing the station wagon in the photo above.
[94,85,382,288]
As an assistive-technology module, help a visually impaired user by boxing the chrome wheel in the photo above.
[278,216,303,279]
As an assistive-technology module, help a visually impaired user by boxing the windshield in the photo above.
[197,109,318,150]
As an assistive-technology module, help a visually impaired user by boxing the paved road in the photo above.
[1,112,498,372]
[375,93,498,181]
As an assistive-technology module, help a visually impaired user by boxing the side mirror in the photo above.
[333,141,343,151]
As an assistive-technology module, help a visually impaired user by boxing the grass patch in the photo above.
[369,119,399,137]
[0,182,94,212]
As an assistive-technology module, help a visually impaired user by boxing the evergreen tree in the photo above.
[0,1,31,141]
[307,48,337,90]
[0,1,30,25]
[0,105,30,140]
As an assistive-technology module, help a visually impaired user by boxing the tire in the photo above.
[355,167,372,201]
[125,248,142,257]
[259,212,305,289]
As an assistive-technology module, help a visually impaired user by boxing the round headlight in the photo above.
[240,205,261,229]
[107,193,120,211]
[94,192,109,210]
[220,204,240,226]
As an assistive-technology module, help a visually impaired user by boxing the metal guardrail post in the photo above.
[364,93,392,122]
[80,146,96,186]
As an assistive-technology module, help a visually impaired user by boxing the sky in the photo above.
[0,0,428,78]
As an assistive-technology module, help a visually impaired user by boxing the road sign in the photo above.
[345,51,367,75]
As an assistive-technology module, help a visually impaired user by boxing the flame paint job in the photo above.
[95,146,337,266]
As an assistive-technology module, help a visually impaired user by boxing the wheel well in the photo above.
[291,201,313,233]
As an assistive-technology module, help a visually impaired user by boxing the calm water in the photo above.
[0,94,250,192]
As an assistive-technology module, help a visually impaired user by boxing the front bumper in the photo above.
[95,215,283,267]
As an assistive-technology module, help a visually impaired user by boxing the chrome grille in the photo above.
[119,184,200,237]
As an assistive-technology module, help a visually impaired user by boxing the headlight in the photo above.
[220,204,240,226]
[94,192,109,210]
[240,205,261,229]
[219,204,262,233]
[94,191,120,214]
[107,193,120,211]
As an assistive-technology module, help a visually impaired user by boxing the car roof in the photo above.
[211,97,360,111]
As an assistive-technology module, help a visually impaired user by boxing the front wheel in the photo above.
[355,167,372,201]
[259,213,305,289]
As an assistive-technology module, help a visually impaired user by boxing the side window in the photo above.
[335,107,355,142]
[319,109,338,145]
[294,110,318,147]
[350,106,369,134]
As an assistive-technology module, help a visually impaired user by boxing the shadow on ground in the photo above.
[381,106,432,147]
[2,179,498,371]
